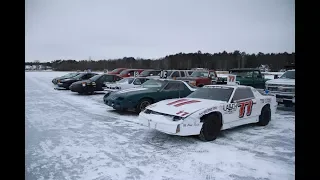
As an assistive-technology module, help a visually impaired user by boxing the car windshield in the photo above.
[61,73,79,78]
[117,78,135,84]
[140,70,152,76]
[110,68,124,73]
[190,71,209,77]
[187,86,234,102]
[119,70,133,75]
[141,79,166,88]
[280,71,295,79]
[89,74,102,81]
[229,71,252,78]
[73,73,85,79]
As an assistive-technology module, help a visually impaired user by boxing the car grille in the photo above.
[268,87,278,91]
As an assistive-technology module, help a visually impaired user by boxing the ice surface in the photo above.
[25,71,295,180]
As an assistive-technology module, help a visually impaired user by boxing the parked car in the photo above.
[139,69,162,77]
[56,72,98,89]
[118,69,145,78]
[52,72,81,84]
[176,69,218,87]
[103,79,197,112]
[227,68,271,89]
[104,77,150,91]
[265,69,295,107]
[139,75,277,141]
[107,68,127,75]
[69,74,122,94]
[148,70,194,79]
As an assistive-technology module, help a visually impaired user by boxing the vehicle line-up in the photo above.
[51,67,294,141]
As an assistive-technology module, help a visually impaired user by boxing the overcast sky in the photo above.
[26,0,295,62]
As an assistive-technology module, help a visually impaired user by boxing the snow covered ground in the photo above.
[25,71,295,180]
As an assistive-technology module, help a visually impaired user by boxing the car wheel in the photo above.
[198,113,222,141]
[136,98,152,113]
[257,105,271,126]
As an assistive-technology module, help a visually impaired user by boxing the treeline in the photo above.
[26,51,295,71]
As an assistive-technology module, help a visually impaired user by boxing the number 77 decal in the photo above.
[238,100,254,118]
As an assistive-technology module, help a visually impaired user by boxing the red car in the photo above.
[118,69,145,78]
[108,68,127,75]
[176,69,218,87]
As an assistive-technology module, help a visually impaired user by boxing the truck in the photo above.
[176,69,218,87]
[265,69,295,107]
[218,68,271,89]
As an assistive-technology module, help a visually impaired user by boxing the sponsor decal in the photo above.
[198,106,218,116]
[223,103,238,113]
[167,99,188,105]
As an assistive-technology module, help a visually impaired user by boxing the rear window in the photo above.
[187,86,234,102]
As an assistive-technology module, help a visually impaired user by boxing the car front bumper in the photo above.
[104,97,137,110]
[139,111,201,136]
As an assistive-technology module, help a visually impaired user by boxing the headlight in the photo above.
[82,82,86,86]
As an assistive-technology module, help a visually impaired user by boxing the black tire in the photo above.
[258,106,271,126]
[198,113,222,141]
[198,84,204,87]
[136,98,152,113]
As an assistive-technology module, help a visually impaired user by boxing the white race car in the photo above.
[139,75,277,141]
[104,77,150,91]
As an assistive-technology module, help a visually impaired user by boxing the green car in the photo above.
[228,68,271,89]
[103,79,197,112]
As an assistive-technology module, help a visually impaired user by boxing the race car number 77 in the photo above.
[238,100,253,118]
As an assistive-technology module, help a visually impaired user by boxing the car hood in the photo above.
[107,87,158,98]
[146,98,224,117]
[266,78,295,86]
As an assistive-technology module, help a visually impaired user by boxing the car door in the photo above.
[224,87,259,124]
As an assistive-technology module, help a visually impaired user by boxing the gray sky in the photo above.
[25,0,295,62]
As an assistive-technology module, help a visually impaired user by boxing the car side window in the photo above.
[81,74,90,79]
[129,71,134,76]
[164,82,181,90]
[187,71,193,75]
[140,78,149,84]
[115,76,122,81]
[177,82,185,90]
[133,78,142,85]
[253,71,260,78]
[232,88,255,102]
[171,71,180,78]
[209,71,216,78]
[180,71,185,77]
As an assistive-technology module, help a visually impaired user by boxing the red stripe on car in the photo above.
[167,99,188,105]
[174,100,201,107]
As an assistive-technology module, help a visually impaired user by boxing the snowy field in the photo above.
[25,71,295,180]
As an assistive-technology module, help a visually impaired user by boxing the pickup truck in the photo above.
[176,69,217,87]
[225,68,271,89]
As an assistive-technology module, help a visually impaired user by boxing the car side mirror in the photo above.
[274,75,279,79]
